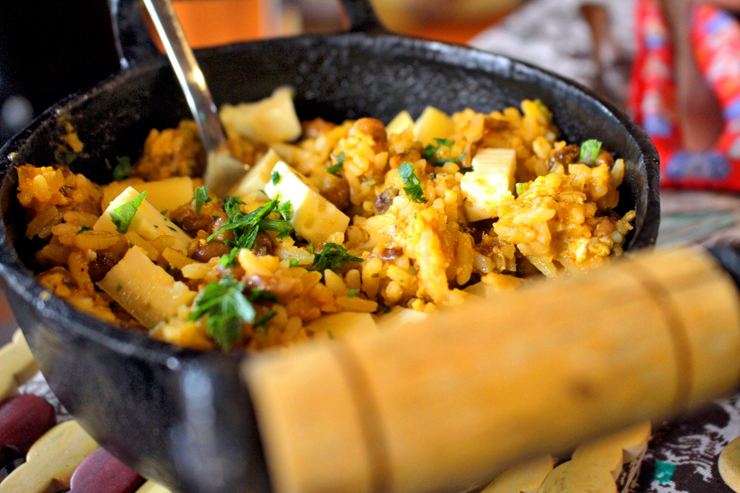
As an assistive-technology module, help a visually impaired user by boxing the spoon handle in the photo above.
[142,0,229,155]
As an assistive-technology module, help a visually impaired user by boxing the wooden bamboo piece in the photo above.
[0,329,38,402]
[243,247,740,493]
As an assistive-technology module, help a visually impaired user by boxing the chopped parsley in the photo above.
[384,307,392,314]
[110,191,147,234]
[422,138,464,167]
[193,186,212,215]
[188,276,255,350]
[116,284,122,292]
[312,243,363,272]
[76,226,92,235]
[112,156,132,181]
[271,170,281,185]
[459,166,474,174]
[326,152,345,178]
[348,288,359,297]
[289,258,299,267]
[398,162,427,203]
[516,183,529,196]
[580,139,602,166]
[254,311,277,330]
[248,289,280,303]
[210,196,294,267]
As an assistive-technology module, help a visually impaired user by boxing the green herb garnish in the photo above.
[398,162,427,203]
[348,288,359,297]
[326,152,346,178]
[110,191,147,234]
[254,311,277,330]
[248,289,280,303]
[112,156,132,181]
[423,138,462,166]
[271,170,281,185]
[194,186,212,215]
[516,183,529,196]
[210,196,294,267]
[580,139,602,166]
[116,284,122,292]
[188,276,255,350]
[76,226,92,235]
[312,243,363,272]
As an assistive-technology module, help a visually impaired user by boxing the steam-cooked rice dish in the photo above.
[16,89,635,351]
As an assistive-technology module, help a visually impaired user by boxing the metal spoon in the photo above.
[142,0,248,197]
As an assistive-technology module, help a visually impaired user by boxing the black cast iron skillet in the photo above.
[0,1,660,491]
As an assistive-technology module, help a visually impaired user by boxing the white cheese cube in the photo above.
[264,162,350,245]
[306,312,377,340]
[229,148,283,201]
[220,86,301,143]
[103,176,194,214]
[97,246,196,328]
[414,106,454,146]
[386,110,415,137]
[94,187,192,253]
[461,148,517,222]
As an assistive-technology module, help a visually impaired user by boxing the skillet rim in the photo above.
[0,30,660,363]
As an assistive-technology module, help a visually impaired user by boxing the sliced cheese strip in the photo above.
[462,148,517,222]
[481,454,553,493]
[264,161,349,245]
[94,187,191,253]
[0,421,98,493]
[103,177,193,214]
[220,86,301,143]
[97,246,196,328]
[386,110,415,137]
[229,148,283,201]
[0,329,38,402]
[414,106,454,146]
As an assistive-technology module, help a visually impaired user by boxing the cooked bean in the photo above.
[374,187,398,214]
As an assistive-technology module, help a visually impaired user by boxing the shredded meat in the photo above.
[374,187,398,215]
[252,231,274,257]
[379,247,403,261]
[88,252,119,283]
[191,241,232,263]
[321,176,351,211]
[547,144,580,170]
[350,118,387,152]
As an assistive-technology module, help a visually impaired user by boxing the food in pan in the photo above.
[16,89,635,351]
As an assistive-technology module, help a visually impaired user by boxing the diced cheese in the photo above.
[94,187,191,253]
[386,110,415,137]
[229,148,283,201]
[306,312,377,340]
[220,86,301,143]
[103,176,194,213]
[414,106,454,146]
[376,306,428,331]
[97,245,196,327]
[461,148,517,221]
[264,162,350,245]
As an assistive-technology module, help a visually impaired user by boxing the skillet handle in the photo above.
[109,0,161,68]
[340,0,390,34]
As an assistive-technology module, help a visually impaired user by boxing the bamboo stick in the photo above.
[243,247,740,493]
